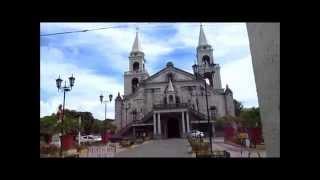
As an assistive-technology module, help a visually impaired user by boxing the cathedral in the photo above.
[113,25,235,139]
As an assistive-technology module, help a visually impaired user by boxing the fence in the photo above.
[80,143,118,158]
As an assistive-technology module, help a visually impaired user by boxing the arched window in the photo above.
[133,62,139,72]
[132,78,139,93]
[167,73,173,81]
[169,95,174,103]
[163,97,167,104]
[204,72,213,86]
[202,55,210,65]
[176,96,180,104]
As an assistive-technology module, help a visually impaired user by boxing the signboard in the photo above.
[238,133,248,139]
[50,134,61,147]
[86,143,117,157]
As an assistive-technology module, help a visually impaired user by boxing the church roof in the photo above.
[131,31,142,52]
[198,24,209,46]
[126,62,222,99]
[143,64,196,83]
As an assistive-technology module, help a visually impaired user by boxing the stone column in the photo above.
[247,23,280,157]
[158,113,161,136]
[153,113,157,135]
[186,111,190,133]
[181,111,185,136]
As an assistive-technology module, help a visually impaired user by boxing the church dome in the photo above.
[166,62,174,67]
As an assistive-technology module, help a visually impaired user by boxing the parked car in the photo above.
[189,130,205,138]
[77,135,102,143]
[91,135,102,141]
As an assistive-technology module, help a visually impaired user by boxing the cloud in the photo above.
[41,22,259,120]
[220,55,258,107]
[40,46,123,119]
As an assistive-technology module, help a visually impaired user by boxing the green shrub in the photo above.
[40,144,59,155]
[120,139,132,147]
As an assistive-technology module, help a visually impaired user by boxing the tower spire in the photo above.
[167,79,175,92]
[198,23,208,46]
[131,27,142,52]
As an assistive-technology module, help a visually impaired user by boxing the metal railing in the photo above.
[153,103,189,110]
[188,107,207,120]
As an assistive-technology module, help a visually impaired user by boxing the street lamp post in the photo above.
[210,106,217,140]
[56,74,75,157]
[99,93,113,121]
[192,64,215,154]
[78,116,81,146]
[191,87,202,140]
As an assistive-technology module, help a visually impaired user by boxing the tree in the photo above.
[239,107,261,128]
[56,116,79,135]
[40,109,116,136]
[233,99,244,117]
[216,115,243,128]
[40,115,59,135]
[100,120,117,133]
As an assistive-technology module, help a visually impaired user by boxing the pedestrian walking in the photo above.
[245,137,251,157]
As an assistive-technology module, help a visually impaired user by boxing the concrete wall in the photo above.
[246,23,280,157]
[225,93,235,116]
[213,65,222,89]
[114,99,123,129]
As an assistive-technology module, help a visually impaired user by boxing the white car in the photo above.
[78,135,102,143]
[189,130,205,138]
[91,135,102,141]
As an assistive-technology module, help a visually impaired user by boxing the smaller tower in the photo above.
[195,24,222,89]
[124,28,149,95]
[166,79,176,104]
[114,92,123,129]
[224,84,235,116]
[129,28,146,73]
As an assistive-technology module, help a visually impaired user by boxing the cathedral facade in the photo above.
[114,25,235,139]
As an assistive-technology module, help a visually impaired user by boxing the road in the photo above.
[115,138,193,158]
[114,137,265,158]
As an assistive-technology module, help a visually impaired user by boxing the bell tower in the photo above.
[124,28,149,95]
[196,24,222,89]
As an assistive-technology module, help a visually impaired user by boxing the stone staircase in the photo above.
[113,110,154,138]
[188,107,207,121]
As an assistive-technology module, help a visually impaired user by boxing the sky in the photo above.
[40,22,258,120]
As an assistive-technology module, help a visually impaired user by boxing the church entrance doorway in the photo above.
[167,118,180,138]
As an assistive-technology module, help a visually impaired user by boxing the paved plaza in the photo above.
[115,138,192,157]
[114,137,265,158]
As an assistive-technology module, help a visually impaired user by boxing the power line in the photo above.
[40,25,128,36]
[40,23,204,37]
